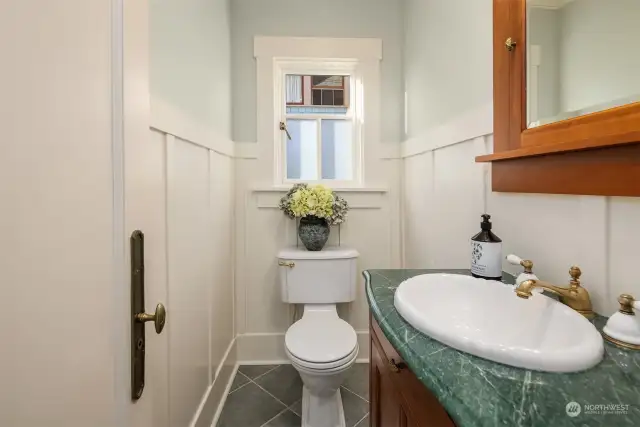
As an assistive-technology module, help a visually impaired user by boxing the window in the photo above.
[283,74,356,183]
[286,75,348,108]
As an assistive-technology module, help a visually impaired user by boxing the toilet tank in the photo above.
[278,247,360,303]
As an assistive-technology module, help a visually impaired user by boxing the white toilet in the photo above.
[278,247,360,427]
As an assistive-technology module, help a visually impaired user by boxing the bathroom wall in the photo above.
[150,1,236,426]
[231,1,404,362]
[150,0,231,135]
[402,0,640,316]
[404,0,493,138]
[230,0,404,144]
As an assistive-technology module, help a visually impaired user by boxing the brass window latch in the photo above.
[279,121,292,140]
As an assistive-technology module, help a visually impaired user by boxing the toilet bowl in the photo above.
[278,246,360,427]
[285,304,358,427]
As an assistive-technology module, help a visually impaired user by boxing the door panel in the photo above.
[124,0,169,426]
[370,335,405,427]
[127,129,170,426]
[0,1,122,426]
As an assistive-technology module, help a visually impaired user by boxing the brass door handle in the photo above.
[388,358,406,373]
[135,303,166,334]
[505,37,517,52]
[279,260,295,268]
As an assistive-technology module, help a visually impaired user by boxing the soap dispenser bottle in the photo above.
[471,214,502,280]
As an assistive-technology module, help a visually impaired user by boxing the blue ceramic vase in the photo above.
[298,216,330,251]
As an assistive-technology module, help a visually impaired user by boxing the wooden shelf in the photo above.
[489,144,640,197]
[478,102,640,163]
[476,139,640,162]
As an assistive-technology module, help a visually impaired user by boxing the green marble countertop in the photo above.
[364,269,640,427]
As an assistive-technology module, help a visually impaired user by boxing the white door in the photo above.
[0,1,169,426]
[123,0,170,425]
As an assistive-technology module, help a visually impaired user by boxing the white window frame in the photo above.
[254,36,382,189]
[275,60,362,187]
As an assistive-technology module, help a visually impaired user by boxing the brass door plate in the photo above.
[131,230,146,400]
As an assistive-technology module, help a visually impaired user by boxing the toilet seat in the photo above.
[285,309,358,367]
[287,344,358,372]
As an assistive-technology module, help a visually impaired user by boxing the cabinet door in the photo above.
[370,335,411,427]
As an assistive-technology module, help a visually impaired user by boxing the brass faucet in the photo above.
[515,266,595,319]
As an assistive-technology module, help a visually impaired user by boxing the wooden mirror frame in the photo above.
[476,0,640,197]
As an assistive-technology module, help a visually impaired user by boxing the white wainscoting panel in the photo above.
[234,169,401,363]
[167,136,213,427]
[403,132,640,316]
[151,118,236,427]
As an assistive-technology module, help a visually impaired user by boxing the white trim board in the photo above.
[236,332,370,365]
[190,339,237,427]
[110,0,128,424]
[401,102,492,158]
[150,98,235,158]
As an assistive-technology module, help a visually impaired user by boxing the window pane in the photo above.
[321,120,353,180]
[321,90,334,106]
[312,90,322,106]
[286,119,318,180]
[312,76,343,88]
[285,75,303,104]
[334,90,344,106]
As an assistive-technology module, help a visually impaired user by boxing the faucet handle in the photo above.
[569,266,582,285]
[506,254,534,273]
[506,254,523,265]
[617,294,640,315]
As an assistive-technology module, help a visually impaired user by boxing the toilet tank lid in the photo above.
[278,246,359,260]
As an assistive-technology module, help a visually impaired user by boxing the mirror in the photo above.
[526,0,640,128]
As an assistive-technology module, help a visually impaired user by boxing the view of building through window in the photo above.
[286,75,350,108]
[284,75,354,182]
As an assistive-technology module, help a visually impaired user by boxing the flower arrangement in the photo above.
[279,184,349,225]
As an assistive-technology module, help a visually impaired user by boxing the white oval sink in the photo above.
[394,274,604,373]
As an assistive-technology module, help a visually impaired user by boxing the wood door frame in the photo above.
[477,0,640,197]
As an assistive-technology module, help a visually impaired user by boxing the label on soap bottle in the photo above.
[470,241,502,278]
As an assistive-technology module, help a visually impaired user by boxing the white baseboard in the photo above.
[209,363,238,427]
[237,331,370,364]
[190,338,237,427]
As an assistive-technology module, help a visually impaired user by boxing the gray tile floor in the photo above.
[217,363,370,427]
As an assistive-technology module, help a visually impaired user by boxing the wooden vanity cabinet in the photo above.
[369,315,456,427]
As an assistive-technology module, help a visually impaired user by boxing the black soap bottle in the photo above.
[470,214,503,281]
